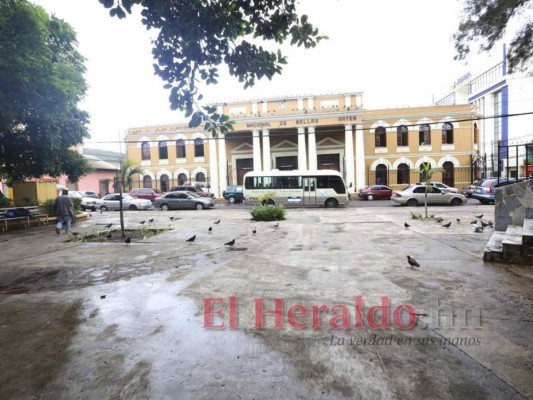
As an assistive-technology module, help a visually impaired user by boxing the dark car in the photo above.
[222,185,244,203]
[472,178,516,204]
[461,180,483,198]
[358,185,393,200]
[154,191,215,210]
[130,188,163,202]
[170,185,214,198]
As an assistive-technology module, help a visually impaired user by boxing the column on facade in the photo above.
[252,130,262,171]
[308,126,317,170]
[355,124,366,190]
[297,127,307,170]
[344,125,355,191]
[208,137,219,197]
[218,134,228,196]
[262,129,271,171]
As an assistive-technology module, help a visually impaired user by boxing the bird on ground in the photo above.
[208,226,212,232]
[435,217,443,223]
[404,222,410,228]
[214,220,221,225]
[186,235,196,243]
[148,218,154,223]
[88,213,92,217]
[487,221,494,228]
[125,237,131,245]
[273,223,279,228]
[169,216,175,221]
[224,239,235,247]
[252,228,257,234]
[71,232,80,237]
[442,222,451,228]
[481,221,489,228]
[407,255,421,269]
[139,220,146,225]
[456,218,461,223]
[475,214,483,219]
[105,223,112,228]
[470,219,478,225]
[474,226,484,233]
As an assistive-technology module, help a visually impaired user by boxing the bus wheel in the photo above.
[261,200,268,206]
[325,198,338,208]
[268,199,275,205]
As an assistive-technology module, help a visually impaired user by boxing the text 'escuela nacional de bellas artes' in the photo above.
[126,92,479,197]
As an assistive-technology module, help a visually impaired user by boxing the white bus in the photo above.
[243,169,350,208]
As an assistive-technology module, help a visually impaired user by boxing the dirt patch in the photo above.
[69,228,168,243]
[0,297,81,399]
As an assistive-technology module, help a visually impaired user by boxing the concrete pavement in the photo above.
[0,204,532,399]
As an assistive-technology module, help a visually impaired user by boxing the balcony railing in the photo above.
[469,62,505,95]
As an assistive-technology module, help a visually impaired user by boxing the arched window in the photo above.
[442,122,454,144]
[419,124,431,145]
[374,126,386,148]
[443,161,455,187]
[159,141,168,159]
[397,125,408,147]
[397,163,410,184]
[419,162,431,181]
[195,172,206,182]
[141,142,151,160]
[194,138,204,157]
[160,174,169,192]
[142,175,152,188]
[178,173,187,185]
[376,164,387,185]
[176,139,186,158]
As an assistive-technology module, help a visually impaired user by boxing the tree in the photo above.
[419,163,442,219]
[98,0,326,135]
[0,0,90,183]
[117,159,143,237]
[454,0,533,73]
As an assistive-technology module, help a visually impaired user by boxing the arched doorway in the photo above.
[178,173,187,186]
[143,175,152,188]
[443,161,455,187]
[160,174,169,192]
[376,164,388,185]
[397,163,410,185]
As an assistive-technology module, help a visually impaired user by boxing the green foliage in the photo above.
[0,0,90,182]
[257,191,276,204]
[119,160,143,192]
[40,199,55,216]
[71,197,82,214]
[250,204,286,221]
[98,0,326,136]
[0,196,12,208]
[454,0,532,73]
[410,212,422,220]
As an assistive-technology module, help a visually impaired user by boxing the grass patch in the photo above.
[250,204,286,221]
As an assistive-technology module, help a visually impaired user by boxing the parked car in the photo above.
[222,185,244,203]
[130,188,163,202]
[78,190,99,199]
[170,185,214,198]
[472,178,516,204]
[461,180,483,198]
[391,185,467,206]
[68,190,97,211]
[358,185,393,200]
[154,191,215,210]
[95,194,153,211]
[415,182,459,193]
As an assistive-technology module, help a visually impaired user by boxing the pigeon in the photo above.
[435,217,443,223]
[273,223,279,228]
[139,220,146,225]
[169,216,175,221]
[474,226,484,233]
[224,239,235,247]
[125,237,131,245]
[456,218,461,223]
[88,213,92,217]
[404,222,410,228]
[407,255,421,269]
[148,218,154,223]
[487,221,494,228]
[442,222,451,228]
[475,214,483,219]
[214,220,221,225]
[105,223,112,228]
[186,235,196,243]
[71,232,80,237]
[481,221,489,228]
[208,226,212,232]
[252,228,257,234]
[470,219,478,225]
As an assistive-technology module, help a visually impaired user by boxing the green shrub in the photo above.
[72,198,82,214]
[0,196,12,208]
[410,211,422,220]
[250,204,286,221]
[40,199,56,216]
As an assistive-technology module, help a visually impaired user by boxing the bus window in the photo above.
[288,176,302,189]
[317,176,328,188]
[329,176,346,194]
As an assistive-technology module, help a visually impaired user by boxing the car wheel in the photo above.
[367,194,374,201]
[325,198,338,208]
[450,198,462,206]
[100,206,108,212]
[160,204,169,211]
[479,199,489,205]
[81,205,86,211]
[406,199,418,207]
[195,203,204,210]
[129,205,138,210]
[229,196,235,203]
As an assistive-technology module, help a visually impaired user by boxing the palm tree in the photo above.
[420,163,441,219]
[117,160,143,236]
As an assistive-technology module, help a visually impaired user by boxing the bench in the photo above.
[0,207,50,232]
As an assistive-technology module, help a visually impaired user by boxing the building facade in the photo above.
[126,92,478,197]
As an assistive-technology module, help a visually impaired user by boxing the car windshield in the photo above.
[69,191,83,198]
[122,194,135,200]
[188,192,201,198]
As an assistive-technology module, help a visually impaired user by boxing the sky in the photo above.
[31,0,504,153]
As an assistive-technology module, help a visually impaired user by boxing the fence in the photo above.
[496,142,533,182]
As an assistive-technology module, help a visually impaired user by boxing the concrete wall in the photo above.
[495,179,533,231]
[12,182,56,206]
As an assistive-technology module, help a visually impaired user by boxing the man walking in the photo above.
[54,189,75,234]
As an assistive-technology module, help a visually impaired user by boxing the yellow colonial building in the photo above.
[126,92,478,197]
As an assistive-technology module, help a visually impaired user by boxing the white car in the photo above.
[415,182,459,193]
[95,194,153,211]
[68,190,97,211]
[391,185,467,206]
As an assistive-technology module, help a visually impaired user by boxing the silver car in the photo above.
[69,190,97,211]
[154,191,215,210]
[95,194,153,211]
[391,185,467,206]
[415,182,459,193]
